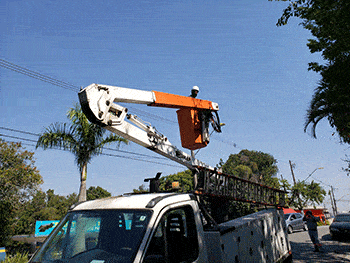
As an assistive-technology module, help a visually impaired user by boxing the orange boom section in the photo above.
[150,91,215,110]
[151,91,216,150]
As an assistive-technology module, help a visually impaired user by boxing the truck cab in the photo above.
[29,193,212,263]
[29,192,291,263]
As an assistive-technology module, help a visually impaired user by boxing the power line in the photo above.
[0,126,40,136]
[128,108,240,148]
[210,135,240,149]
[0,59,79,92]
[100,152,182,168]
[0,59,173,124]
[127,107,241,150]
[0,59,242,150]
[0,125,180,165]
[0,134,37,143]
[127,106,177,124]
[0,136,183,168]
[309,175,332,187]
[0,126,169,161]
[0,59,174,126]
[102,146,167,160]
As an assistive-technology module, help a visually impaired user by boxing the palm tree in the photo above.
[304,58,350,144]
[36,104,128,202]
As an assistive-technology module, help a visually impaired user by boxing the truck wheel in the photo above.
[288,225,293,234]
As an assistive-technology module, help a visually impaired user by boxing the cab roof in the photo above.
[71,192,195,211]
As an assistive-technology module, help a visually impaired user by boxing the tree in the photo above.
[289,180,326,210]
[279,177,292,204]
[133,184,148,194]
[0,140,43,244]
[14,191,47,236]
[87,186,111,200]
[133,170,194,193]
[14,189,78,235]
[36,104,128,202]
[220,149,280,187]
[218,150,281,219]
[159,170,194,192]
[272,0,350,144]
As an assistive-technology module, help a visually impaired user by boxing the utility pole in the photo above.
[289,160,296,185]
[329,189,336,216]
[289,160,302,210]
[330,186,338,215]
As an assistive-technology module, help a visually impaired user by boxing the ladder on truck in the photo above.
[195,166,286,207]
[78,83,287,213]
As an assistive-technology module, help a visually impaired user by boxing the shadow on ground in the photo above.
[290,233,350,263]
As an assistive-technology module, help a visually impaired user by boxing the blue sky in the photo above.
[1,0,349,213]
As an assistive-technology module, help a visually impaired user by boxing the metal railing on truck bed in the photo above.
[194,166,287,207]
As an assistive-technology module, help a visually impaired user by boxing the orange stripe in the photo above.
[150,91,214,110]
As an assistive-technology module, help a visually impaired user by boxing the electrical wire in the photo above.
[0,135,183,168]
[0,126,40,136]
[100,152,182,168]
[0,127,169,160]
[0,134,38,143]
[102,146,168,160]
[0,59,79,92]
[128,107,240,148]
[127,106,177,124]
[309,176,332,188]
[0,59,241,150]
[0,126,183,168]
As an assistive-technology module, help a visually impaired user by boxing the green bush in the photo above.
[5,241,32,256]
[317,219,330,226]
[1,252,28,263]
[317,221,324,226]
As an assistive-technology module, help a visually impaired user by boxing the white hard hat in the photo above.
[192,86,199,91]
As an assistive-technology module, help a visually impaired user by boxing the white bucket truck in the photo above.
[29,84,292,262]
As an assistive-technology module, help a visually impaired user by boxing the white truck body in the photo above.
[30,193,291,263]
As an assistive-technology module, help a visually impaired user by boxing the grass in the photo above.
[1,252,28,263]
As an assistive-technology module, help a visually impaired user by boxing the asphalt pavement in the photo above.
[288,225,350,262]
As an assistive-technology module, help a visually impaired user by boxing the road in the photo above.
[288,226,350,262]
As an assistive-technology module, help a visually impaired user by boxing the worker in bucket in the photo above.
[303,210,322,252]
[190,86,199,98]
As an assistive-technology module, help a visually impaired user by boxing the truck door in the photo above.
[143,205,199,263]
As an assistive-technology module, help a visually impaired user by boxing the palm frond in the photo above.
[36,123,77,150]
[304,79,333,137]
[97,133,128,150]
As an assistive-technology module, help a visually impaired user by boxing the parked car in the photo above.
[285,213,307,234]
[329,213,350,240]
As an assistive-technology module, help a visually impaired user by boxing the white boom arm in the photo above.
[78,84,288,209]
[79,83,215,169]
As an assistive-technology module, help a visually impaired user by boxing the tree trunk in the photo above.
[78,163,87,202]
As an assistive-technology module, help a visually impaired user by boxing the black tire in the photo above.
[288,225,293,234]
[330,232,337,240]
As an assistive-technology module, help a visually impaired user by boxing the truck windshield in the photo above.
[30,209,152,263]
